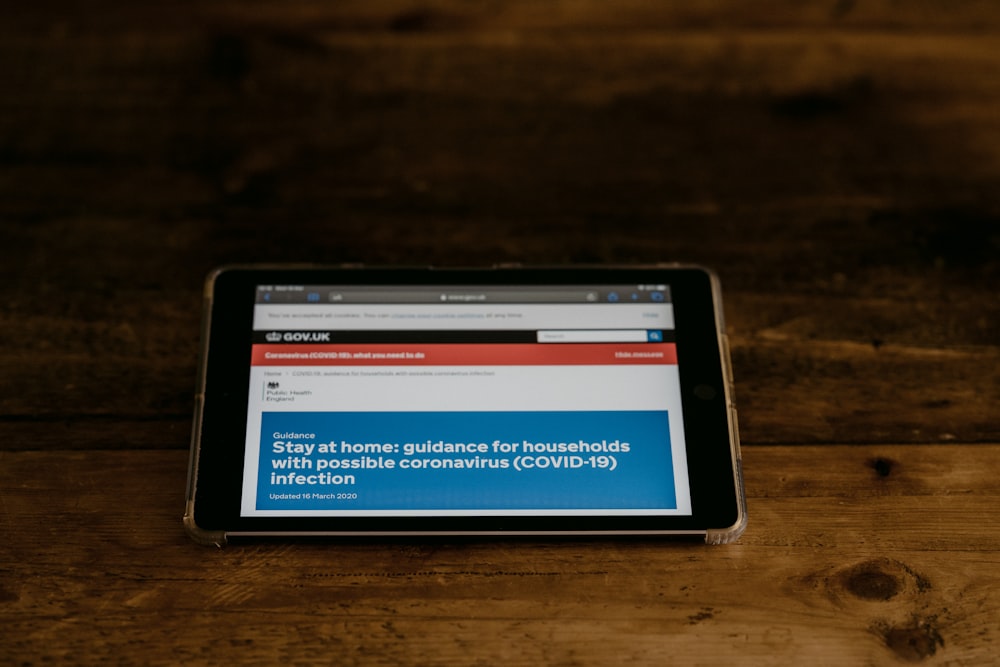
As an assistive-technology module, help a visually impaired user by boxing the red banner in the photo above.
[251,343,677,366]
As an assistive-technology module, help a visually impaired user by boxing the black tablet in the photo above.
[184,265,745,545]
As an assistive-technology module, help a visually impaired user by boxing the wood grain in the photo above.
[1,445,997,665]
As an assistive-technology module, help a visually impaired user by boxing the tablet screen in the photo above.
[238,283,692,518]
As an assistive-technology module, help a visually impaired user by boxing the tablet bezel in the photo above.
[185,266,745,544]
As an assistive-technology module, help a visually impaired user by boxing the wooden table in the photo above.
[2,2,998,664]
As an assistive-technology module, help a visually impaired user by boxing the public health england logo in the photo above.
[265,331,282,342]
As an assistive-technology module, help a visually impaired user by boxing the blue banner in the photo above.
[257,411,676,511]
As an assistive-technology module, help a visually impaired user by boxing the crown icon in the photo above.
[265,331,282,342]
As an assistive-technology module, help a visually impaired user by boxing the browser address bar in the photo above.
[537,330,650,343]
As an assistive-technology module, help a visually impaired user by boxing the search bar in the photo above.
[537,330,649,343]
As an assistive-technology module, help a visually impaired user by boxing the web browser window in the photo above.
[239,284,692,517]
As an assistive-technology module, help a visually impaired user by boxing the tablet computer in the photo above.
[184,265,745,545]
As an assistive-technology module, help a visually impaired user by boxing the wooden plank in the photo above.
[0,417,192,450]
[3,250,997,445]
[9,1,1000,33]
[1,445,998,664]
[3,30,1000,220]
[2,250,997,446]
[732,337,1000,444]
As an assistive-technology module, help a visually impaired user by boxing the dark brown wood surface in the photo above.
[1,2,998,664]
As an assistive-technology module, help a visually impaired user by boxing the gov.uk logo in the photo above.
[265,331,282,342]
